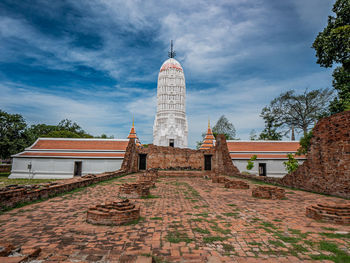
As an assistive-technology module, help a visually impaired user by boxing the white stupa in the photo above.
[153,41,188,148]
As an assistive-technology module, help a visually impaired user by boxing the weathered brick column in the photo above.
[281,111,350,198]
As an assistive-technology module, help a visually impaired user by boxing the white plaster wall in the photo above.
[232,159,304,178]
[9,157,123,179]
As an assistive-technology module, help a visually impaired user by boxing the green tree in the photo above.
[258,108,283,140]
[260,88,333,138]
[296,130,313,156]
[249,129,258,140]
[0,110,30,159]
[312,0,350,113]
[27,123,58,145]
[283,153,299,174]
[246,155,257,170]
[212,115,236,140]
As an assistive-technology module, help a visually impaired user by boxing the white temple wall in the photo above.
[232,159,305,178]
[9,157,123,179]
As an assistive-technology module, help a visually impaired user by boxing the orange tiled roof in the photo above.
[19,152,125,158]
[227,141,301,152]
[230,153,305,159]
[30,139,129,151]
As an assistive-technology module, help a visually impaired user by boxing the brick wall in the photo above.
[120,134,241,176]
[0,170,126,211]
[281,111,350,198]
[139,145,205,170]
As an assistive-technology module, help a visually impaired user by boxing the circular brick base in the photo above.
[86,199,140,226]
[306,203,350,224]
[252,186,285,199]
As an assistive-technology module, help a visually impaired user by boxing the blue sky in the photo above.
[0,0,334,148]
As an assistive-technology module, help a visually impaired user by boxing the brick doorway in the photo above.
[139,154,147,170]
[204,155,212,171]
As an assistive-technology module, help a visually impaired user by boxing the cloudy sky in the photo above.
[0,0,335,148]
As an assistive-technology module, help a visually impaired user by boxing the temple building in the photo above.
[153,41,188,148]
[9,122,139,179]
[199,124,305,177]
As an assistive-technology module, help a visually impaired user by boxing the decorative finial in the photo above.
[168,40,176,58]
[132,116,134,127]
[208,117,210,129]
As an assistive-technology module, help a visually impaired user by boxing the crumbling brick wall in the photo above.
[139,145,205,170]
[213,135,240,175]
[281,111,350,198]
[121,134,241,175]
[121,138,139,173]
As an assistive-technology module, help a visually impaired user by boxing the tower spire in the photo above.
[168,40,176,58]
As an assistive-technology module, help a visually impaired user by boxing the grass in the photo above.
[150,217,163,220]
[222,244,235,252]
[141,194,160,199]
[193,227,210,234]
[260,221,278,229]
[0,176,58,187]
[268,240,286,248]
[203,236,228,243]
[310,241,350,262]
[290,243,308,254]
[166,230,192,243]
[222,212,240,218]
[210,224,231,235]
[322,227,338,231]
[195,212,209,217]
[274,232,300,244]
[141,253,169,263]
[320,232,350,239]
[248,241,262,246]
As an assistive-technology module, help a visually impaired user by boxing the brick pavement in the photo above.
[0,174,348,262]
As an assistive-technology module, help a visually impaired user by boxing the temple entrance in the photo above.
[169,139,174,147]
[139,154,147,170]
[204,155,212,171]
[259,163,266,176]
[74,161,82,176]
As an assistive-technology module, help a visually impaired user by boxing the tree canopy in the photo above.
[212,115,236,140]
[0,110,30,160]
[0,110,111,159]
[196,115,237,149]
[312,0,350,113]
[260,88,333,138]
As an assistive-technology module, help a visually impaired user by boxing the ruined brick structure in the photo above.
[86,199,140,225]
[121,135,240,176]
[0,170,126,211]
[252,186,286,200]
[224,180,250,189]
[119,183,150,199]
[281,111,350,198]
[306,203,350,224]
[212,176,230,184]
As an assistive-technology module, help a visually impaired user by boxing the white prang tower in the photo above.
[153,41,188,148]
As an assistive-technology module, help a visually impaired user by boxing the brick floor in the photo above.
[0,174,348,262]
